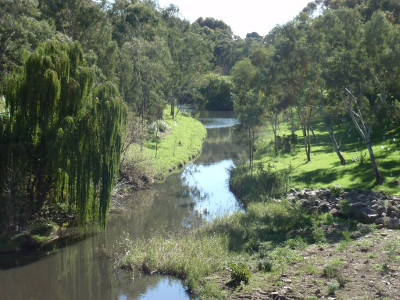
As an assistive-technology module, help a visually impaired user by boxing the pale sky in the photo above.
[157,0,312,38]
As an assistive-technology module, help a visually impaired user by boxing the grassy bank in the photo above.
[231,119,400,198]
[122,108,207,183]
[117,229,236,298]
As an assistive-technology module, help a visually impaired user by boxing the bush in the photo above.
[229,163,291,206]
[258,257,274,272]
[329,184,344,196]
[323,259,342,278]
[229,262,251,285]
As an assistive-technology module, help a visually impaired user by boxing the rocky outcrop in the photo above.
[286,188,400,229]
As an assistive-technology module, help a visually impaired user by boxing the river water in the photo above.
[0,111,241,300]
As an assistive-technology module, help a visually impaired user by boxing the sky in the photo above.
[156,0,312,38]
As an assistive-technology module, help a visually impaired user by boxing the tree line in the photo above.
[0,0,264,235]
[231,0,400,185]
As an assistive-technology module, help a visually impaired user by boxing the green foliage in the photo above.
[29,220,57,236]
[329,184,345,196]
[207,199,312,253]
[257,257,274,272]
[199,73,233,111]
[229,163,292,206]
[229,262,251,285]
[323,258,342,278]
[1,40,125,231]
[271,246,296,275]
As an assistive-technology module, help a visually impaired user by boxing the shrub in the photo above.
[229,164,291,206]
[323,259,342,278]
[258,257,274,272]
[229,262,251,285]
[329,184,344,196]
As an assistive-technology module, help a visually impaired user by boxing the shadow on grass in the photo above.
[291,168,342,186]
[206,204,374,256]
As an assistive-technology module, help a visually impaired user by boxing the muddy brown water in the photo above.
[0,111,242,300]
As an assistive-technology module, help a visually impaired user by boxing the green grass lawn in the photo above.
[123,107,207,181]
[253,120,400,195]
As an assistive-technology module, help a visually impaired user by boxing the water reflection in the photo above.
[0,111,240,300]
[181,160,242,221]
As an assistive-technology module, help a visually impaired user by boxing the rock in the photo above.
[387,205,399,218]
[385,218,400,229]
[304,190,317,199]
[351,202,368,210]
[286,188,400,230]
[319,202,331,213]
[282,286,292,292]
[329,208,341,217]
[270,291,280,299]
[351,208,369,222]
[299,199,311,208]
[367,214,379,224]
[371,204,386,215]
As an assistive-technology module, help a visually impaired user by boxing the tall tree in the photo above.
[317,8,400,184]
[1,41,125,232]
[0,0,55,88]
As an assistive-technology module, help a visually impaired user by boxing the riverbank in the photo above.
[119,108,207,189]
[0,108,207,257]
[117,187,400,299]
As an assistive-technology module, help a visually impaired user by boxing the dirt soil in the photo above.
[211,226,400,300]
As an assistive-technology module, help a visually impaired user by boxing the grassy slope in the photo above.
[254,119,400,195]
[123,108,207,181]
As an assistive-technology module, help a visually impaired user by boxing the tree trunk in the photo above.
[328,122,346,165]
[271,115,278,156]
[302,126,311,162]
[344,89,384,184]
[310,126,319,145]
[290,107,295,135]
[170,97,175,119]
[366,137,384,184]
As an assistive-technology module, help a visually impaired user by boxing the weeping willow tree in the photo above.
[1,40,125,232]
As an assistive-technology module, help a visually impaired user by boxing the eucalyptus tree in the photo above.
[38,0,113,62]
[316,7,400,184]
[0,0,55,88]
[231,58,263,172]
[162,9,213,117]
[119,36,169,123]
[272,14,321,162]
[1,41,125,231]
[194,17,235,74]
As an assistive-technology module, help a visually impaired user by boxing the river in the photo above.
[0,111,241,300]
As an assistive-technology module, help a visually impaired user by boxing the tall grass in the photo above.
[229,163,292,206]
[119,229,231,292]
